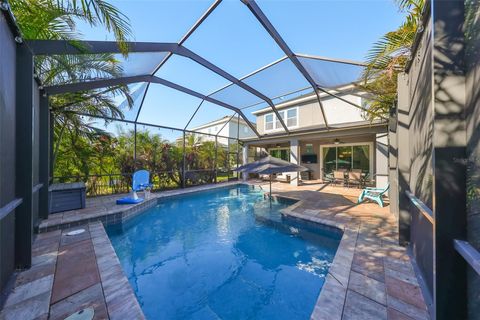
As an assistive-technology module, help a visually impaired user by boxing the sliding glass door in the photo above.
[321,143,372,177]
[269,148,290,162]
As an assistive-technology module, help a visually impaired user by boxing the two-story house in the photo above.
[189,116,256,147]
[243,85,389,187]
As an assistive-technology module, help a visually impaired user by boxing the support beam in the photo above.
[242,144,249,181]
[182,132,186,188]
[177,46,290,133]
[43,75,153,95]
[289,139,299,186]
[134,123,137,169]
[184,101,204,130]
[375,133,389,187]
[15,44,33,268]
[214,136,218,184]
[27,40,178,55]
[134,82,150,122]
[39,93,50,219]
[242,0,329,129]
[49,111,54,182]
[432,0,467,318]
[31,38,288,132]
[44,75,261,138]
[396,72,411,245]
[152,0,223,74]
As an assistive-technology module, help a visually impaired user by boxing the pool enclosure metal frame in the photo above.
[20,0,386,204]
[26,0,381,142]
[6,0,385,268]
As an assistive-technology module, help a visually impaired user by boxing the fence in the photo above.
[53,169,239,197]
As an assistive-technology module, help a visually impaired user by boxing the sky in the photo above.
[77,0,405,139]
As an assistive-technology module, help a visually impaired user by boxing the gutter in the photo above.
[243,121,388,143]
[251,84,362,115]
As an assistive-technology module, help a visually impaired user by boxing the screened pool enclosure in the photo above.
[28,0,383,196]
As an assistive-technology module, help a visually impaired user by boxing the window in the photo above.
[264,107,298,132]
[265,114,274,131]
[214,126,218,132]
[243,126,248,133]
[208,128,212,134]
[286,108,298,127]
[322,144,371,176]
[269,148,290,161]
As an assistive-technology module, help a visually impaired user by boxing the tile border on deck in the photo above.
[89,222,145,320]
[39,181,358,319]
[39,181,243,233]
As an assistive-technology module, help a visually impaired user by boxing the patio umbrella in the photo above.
[235,156,308,199]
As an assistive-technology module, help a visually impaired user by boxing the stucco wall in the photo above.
[394,17,435,303]
[255,91,365,135]
[321,94,364,125]
[297,134,377,180]
[407,20,434,209]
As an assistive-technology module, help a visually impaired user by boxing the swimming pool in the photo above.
[107,185,341,319]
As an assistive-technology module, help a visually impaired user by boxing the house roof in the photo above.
[250,83,369,115]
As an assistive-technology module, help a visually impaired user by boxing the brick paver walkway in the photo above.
[1,181,430,319]
[264,181,430,320]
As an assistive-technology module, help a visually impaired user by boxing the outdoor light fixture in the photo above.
[334,138,340,145]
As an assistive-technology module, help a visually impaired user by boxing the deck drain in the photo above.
[65,228,86,236]
[64,307,94,320]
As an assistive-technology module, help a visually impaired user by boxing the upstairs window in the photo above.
[286,108,298,127]
[264,107,298,132]
[265,114,274,131]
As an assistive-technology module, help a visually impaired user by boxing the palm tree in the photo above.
[359,0,425,121]
[9,0,131,52]
[9,0,134,173]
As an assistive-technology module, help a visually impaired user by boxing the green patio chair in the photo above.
[357,183,390,207]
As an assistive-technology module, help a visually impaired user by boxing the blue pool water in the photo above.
[107,185,341,320]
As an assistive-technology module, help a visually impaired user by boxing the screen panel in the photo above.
[155,55,230,95]
[298,56,364,89]
[137,83,203,129]
[241,58,310,100]
[36,52,168,86]
[182,0,284,78]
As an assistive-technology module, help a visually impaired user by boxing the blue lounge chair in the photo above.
[358,184,390,207]
[116,170,152,205]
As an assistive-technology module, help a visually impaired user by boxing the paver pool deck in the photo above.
[0,181,430,319]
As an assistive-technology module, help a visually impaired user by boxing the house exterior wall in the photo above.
[193,119,254,146]
[393,18,435,307]
[229,120,255,140]
[321,94,364,125]
[252,133,381,183]
[254,91,365,135]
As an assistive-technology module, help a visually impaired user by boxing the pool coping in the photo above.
[102,183,356,320]
[279,197,357,320]
[39,181,243,233]
[89,222,145,319]
[40,182,357,319]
